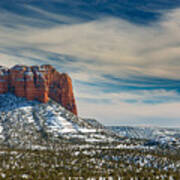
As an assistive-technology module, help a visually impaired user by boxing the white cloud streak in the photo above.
[1,8,180,79]
[0,7,180,126]
[78,99,180,127]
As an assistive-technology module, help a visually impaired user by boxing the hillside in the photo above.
[0,93,116,149]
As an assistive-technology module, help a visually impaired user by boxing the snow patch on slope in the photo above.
[109,126,180,145]
[47,116,77,133]
[0,93,114,147]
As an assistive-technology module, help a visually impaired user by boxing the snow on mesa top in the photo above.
[0,64,77,115]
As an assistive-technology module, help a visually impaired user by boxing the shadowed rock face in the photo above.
[0,65,77,115]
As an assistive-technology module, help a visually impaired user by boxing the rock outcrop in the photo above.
[0,65,77,115]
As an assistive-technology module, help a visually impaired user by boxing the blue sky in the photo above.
[0,0,180,127]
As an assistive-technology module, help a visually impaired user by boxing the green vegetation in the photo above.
[0,144,179,179]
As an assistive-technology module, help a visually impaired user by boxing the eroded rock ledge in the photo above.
[0,64,77,115]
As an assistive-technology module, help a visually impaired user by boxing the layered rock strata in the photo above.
[0,65,77,115]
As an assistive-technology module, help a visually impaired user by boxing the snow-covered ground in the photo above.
[0,93,179,151]
[0,93,116,148]
[0,94,179,179]
[108,126,180,146]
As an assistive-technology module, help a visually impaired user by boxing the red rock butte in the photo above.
[0,64,77,115]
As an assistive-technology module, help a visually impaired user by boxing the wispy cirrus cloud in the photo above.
[76,85,180,127]
[1,8,180,80]
[24,9,180,80]
[0,3,180,126]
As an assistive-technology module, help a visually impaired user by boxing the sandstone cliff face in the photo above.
[0,65,77,115]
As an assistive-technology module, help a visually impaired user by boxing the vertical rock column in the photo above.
[24,68,36,101]
[59,74,78,115]
[49,73,78,115]
[0,67,9,93]
[9,66,26,97]
[35,69,49,103]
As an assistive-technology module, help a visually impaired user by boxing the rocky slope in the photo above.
[0,95,179,179]
[0,93,115,149]
[0,65,77,115]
